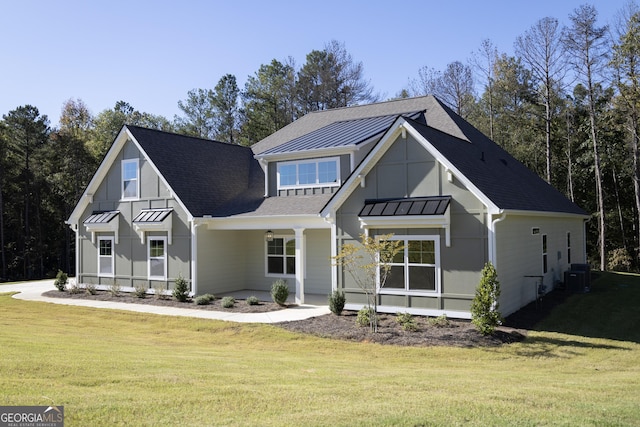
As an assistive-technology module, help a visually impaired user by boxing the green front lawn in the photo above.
[0,272,639,426]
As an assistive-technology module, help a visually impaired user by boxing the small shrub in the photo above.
[85,283,97,295]
[134,284,147,298]
[271,279,289,306]
[328,290,346,315]
[471,262,502,335]
[429,314,451,328]
[194,296,208,305]
[173,274,190,302]
[195,294,215,305]
[54,270,68,292]
[395,312,418,332]
[356,307,374,327]
[221,296,235,308]
[108,283,122,297]
[246,295,260,306]
[153,285,169,300]
[68,283,82,294]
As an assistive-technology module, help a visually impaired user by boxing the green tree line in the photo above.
[1,4,639,280]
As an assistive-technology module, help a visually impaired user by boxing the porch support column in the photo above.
[294,227,305,305]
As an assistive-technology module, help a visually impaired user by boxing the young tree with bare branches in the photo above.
[563,4,610,271]
[515,17,568,184]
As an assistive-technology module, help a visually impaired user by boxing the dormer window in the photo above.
[122,158,139,200]
[277,157,339,189]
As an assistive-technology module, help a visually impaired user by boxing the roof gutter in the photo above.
[254,145,357,162]
[499,209,589,219]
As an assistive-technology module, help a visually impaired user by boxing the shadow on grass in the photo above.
[512,334,631,359]
[507,271,640,344]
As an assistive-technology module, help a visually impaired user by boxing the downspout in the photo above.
[67,222,79,284]
[488,211,506,269]
[329,219,337,292]
[191,219,201,296]
[257,158,269,197]
[74,224,80,284]
[583,218,589,265]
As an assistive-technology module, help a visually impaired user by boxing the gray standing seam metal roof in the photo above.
[251,95,467,155]
[132,208,172,223]
[359,196,451,217]
[259,111,423,155]
[84,210,119,224]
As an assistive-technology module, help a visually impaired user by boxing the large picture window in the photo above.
[122,158,139,200]
[98,236,114,277]
[266,237,296,276]
[277,158,339,189]
[379,236,440,294]
[148,237,167,280]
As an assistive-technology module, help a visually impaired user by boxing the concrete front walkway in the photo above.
[1,280,330,323]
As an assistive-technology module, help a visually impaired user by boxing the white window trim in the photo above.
[97,236,115,278]
[148,236,167,280]
[121,158,140,200]
[567,231,571,264]
[377,235,441,296]
[265,235,306,278]
[277,157,340,190]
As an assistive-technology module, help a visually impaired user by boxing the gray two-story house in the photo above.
[67,96,588,318]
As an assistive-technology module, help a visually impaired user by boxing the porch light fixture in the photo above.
[265,230,274,242]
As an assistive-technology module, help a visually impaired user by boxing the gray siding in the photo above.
[196,230,248,295]
[302,229,332,295]
[496,215,585,316]
[269,154,350,197]
[77,139,191,291]
[336,133,488,316]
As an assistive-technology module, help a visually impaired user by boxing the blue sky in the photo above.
[0,0,626,127]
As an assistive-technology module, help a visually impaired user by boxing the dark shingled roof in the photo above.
[125,93,586,219]
[404,99,587,215]
[127,126,264,218]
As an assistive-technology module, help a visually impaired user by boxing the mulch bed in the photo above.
[43,289,285,313]
[278,288,569,347]
[277,312,525,347]
[43,287,571,347]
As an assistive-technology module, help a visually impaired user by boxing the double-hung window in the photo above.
[122,159,139,200]
[266,237,296,276]
[380,236,440,294]
[277,158,339,189]
[98,236,114,277]
[148,237,167,280]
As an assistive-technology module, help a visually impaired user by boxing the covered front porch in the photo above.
[192,215,333,304]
